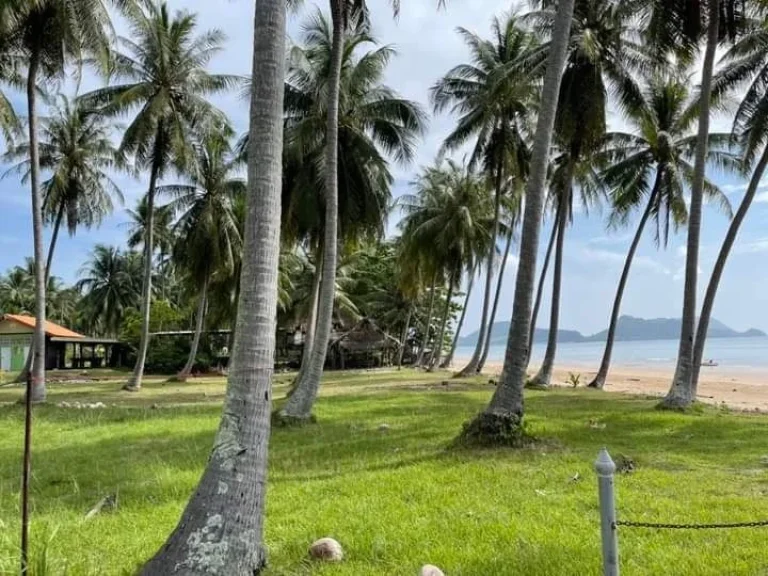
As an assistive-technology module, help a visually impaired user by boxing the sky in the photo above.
[1,0,768,337]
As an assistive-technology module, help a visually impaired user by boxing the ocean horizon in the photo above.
[455,336,768,372]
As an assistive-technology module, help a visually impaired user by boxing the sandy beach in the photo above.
[470,360,768,411]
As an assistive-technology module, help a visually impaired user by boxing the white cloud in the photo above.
[587,233,632,246]
[580,247,671,276]
[735,238,768,255]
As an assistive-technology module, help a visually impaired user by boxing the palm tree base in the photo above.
[586,377,605,389]
[455,411,530,448]
[656,396,697,411]
[121,384,141,392]
[272,410,317,427]
[525,378,550,390]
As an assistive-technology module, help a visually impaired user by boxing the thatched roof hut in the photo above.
[329,318,400,369]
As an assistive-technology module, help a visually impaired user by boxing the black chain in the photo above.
[616,519,768,530]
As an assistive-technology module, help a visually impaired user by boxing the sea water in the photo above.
[455,337,768,372]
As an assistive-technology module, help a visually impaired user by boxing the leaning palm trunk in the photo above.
[589,178,661,389]
[27,49,46,403]
[16,200,66,386]
[176,277,209,382]
[530,194,568,387]
[460,0,574,442]
[140,0,286,572]
[287,256,321,398]
[428,271,457,372]
[457,166,503,376]
[125,148,162,391]
[416,272,438,366]
[526,205,560,367]
[397,305,413,369]
[663,0,720,409]
[478,229,514,372]
[691,146,768,393]
[441,270,475,369]
[280,2,344,421]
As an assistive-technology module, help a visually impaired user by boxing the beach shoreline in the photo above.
[454,358,768,411]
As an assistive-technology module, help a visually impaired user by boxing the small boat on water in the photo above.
[701,359,719,367]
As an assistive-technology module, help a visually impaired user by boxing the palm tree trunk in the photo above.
[663,0,719,409]
[27,49,46,403]
[140,0,286,573]
[226,266,241,373]
[526,205,560,368]
[691,145,768,393]
[299,251,322,372]
[531,192,568,387]
[588,176,661,389]
[125,138,162,392]
[464,0,575,439]
[280,1,344,421]
[457,162,503,376]
[478,229,514,372]
[428,271,457,372]
[441,269,475,369]
[416,272,438,366]
[17,200,65,385]
[176,277,209,382]
[397,305,413,369]
[287,252,321,398]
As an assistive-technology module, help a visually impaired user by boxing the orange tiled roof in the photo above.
[1,314,85,339]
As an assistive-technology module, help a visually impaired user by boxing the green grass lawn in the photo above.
[2,370,768,575]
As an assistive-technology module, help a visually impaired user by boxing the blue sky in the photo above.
[1,0,767,336]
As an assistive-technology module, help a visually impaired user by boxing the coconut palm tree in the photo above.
[3,95,125,281]
[523,0,645,388]
[81,0,237,391]
[3,94,125,383]
[4,0,119,402]
[280,11,425,421]
[0,264,34,314]
[691,18,768,394]
[431,13,538,376]
[654,0,746,408]
[588,73,737,389]
[459,0,576,444]
[398,160,494,371]
[529,147,604,387]
[77,245,142,337]
[163,134,244,382]
[139,0,286,572]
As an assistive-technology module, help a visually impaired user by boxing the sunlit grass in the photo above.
[2,370,768,574]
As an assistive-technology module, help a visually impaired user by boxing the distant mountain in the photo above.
[458,315,766,348]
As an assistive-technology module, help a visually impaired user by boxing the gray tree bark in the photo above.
[526,205,560,368]
[397,305,413,369]
[428,271,457,372]
[441,269,475,369]
[280,0,344,421]
[457,163,503,376]
[125,139,163,392]
[296,252,322,379]
[691,146,768,393]
[478,229,514,373]
[531,191,568,387]
[17,200,65,386]
[588,176,660,389]
[176,277,209,382]
[466,0,574,432]
[663,0,719,409]
[27,48,46,403]
[139,0,286,572]
[416,272,438,366]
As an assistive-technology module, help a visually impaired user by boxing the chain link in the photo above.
[616,519,768,530]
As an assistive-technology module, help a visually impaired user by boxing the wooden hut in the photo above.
[328,318,401,369]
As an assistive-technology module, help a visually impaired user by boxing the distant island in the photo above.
[458,315,766,348]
